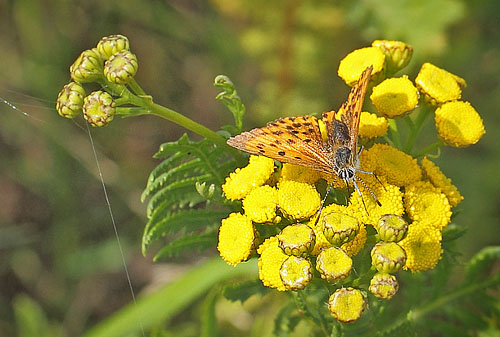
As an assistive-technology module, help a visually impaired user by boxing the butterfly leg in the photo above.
[351,179,369,214]
[356,177,382,206]
[313,175,340,227]
[356,169,386,191]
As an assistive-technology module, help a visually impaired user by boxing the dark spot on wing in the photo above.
[274,140,282,145]
[291,130,300,134]
[278,151,286,156]
[273,130,284,135]
[287,139,295,144]
[270,143,278,147]
[304,139,312,143]
[292,123,302,128]
[294,156,301,160]
[259,149,265,154]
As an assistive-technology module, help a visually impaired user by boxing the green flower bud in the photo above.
[369,272,399,299]
[328,287,366,323]
[97,34,130,60]
[322,212,359,246]
[316,247,352,282]
[70,48,104,83]
[371,242,407,273]
[83,91,115,127]
[278,223,315,257]
[372,40,413,75]
[56,82,86,118]
[104,50,138,84]
[376,214,408,242]
[279,256,313,291]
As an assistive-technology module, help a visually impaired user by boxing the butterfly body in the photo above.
[227,66,378,205]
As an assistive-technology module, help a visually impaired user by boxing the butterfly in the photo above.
[227,66,380,217]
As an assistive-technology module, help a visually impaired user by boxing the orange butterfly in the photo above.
[227,66,380,214]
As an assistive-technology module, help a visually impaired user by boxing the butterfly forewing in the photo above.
[227,115,335,174]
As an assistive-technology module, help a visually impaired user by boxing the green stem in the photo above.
[381,275,500,335]
[146,102,230,150]
[403,106,432,154]
[293,291,330,336]
[387,119,401,149]
[410,276,500,322]
[128,78,147,96]
[414,140,444,158]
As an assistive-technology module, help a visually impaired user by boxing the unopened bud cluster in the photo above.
[56,34,139,127]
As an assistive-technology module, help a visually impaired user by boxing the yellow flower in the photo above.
[399,222,443,272]
[316,247,353,281]
[348,179,404,226]
[218,213,255,266]
[421,157,463,207]
[322,212,359,246]
[369,272,399,299]
[370,76,419,118]
[222,155,275,200]
[279,163,322,184]
[415,63,464,106]
[308,203,348,255]
[278,223,316,257]
[338,47,386,86]
[279,256,313,291]
[368,143,422,187]
[257,236,288,291]
[435,101,485,147]
[341,224,367,256]
[278,181,321,220]
[328,288,366,323]
[359,111,388,138]
[371,242,407,273]
[372,40,413,74]
[243,185,279,223]
[404,181,452,230]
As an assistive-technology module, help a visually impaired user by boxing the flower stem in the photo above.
[293,291,330,336]
[414,140,444,158]
[403,106,433,154]
[410,276,500,322]
[387,119,402,149]
[128,78,147,96]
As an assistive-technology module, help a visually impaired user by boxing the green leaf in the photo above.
[142,158,204,202]
[13,294,53,337]
[153,232,218,261]
[82,257,257,337]
[143,209,229,252]
[273,302,300,337]
[465,246,500,282]
[222,279,270,303]
[214,75,245,133]
[200,288,219,337]
[442,223,467,243]
[145,175,212,218]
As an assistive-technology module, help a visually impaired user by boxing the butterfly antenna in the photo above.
[313,176,338,227]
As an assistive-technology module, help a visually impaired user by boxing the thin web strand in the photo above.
[86,122,146,337]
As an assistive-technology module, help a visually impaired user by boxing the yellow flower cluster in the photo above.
[216,39,481,324]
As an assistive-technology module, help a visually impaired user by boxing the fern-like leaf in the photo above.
[153,232,218,261]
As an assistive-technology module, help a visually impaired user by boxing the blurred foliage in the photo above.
[0,0,499,336]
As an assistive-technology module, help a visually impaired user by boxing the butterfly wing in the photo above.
[227,115,334,174]
[340,66,372,153]
[323,66,372,157]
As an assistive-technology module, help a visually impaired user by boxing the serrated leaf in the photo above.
[153,232,218,261]
[145,152,184,186]
[143,209,229,252]
[214,75,245,133]
[222,279,269,303]
[142,159,204,202]
[146,175,212,218]
[465,246,500,281]
[442,223,467,243]
[273,302,299,337]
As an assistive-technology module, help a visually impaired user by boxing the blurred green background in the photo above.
[0,0,499,336]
